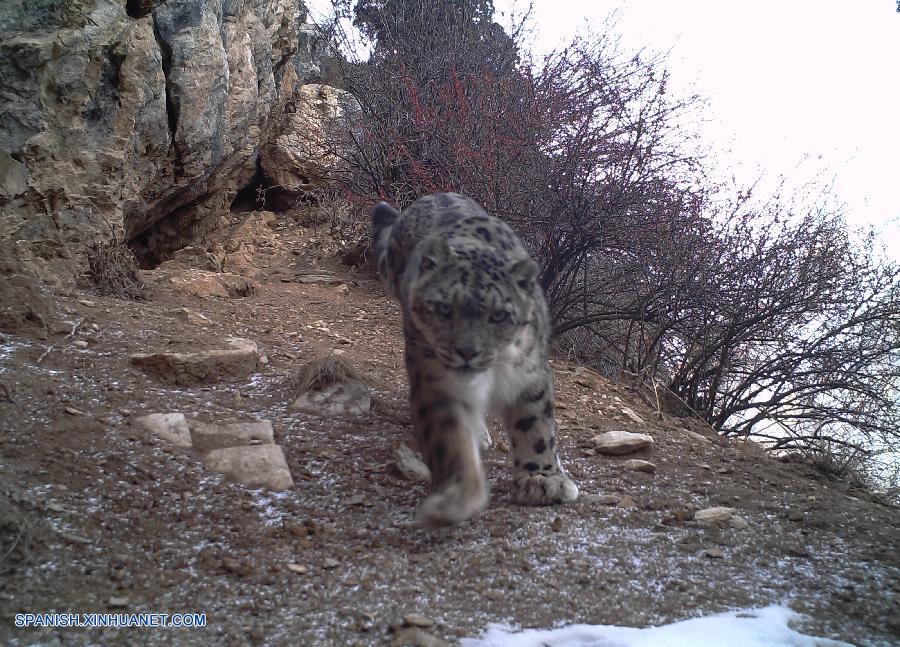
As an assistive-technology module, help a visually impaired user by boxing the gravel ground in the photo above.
[1,215,898,646]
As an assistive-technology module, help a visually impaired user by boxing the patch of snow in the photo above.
[460,605,852,647]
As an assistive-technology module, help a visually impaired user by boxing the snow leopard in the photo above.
[372,192,579,525]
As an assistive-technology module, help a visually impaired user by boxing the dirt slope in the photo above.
[1,212,898,646]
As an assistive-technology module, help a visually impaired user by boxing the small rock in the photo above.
[622,459,657,473]
[593,494,621,506]
[201,444,293,491]
[322,558,340,569]
[64,406,88,416]
[704,548,724,559]
[133,413,193,448]
[591,430,653,455]
[392,443,431,482]
[107,596,129,608]
[78,299,96,307]
[403,613,435,628]
[222,558,254,577]
[391,627,448,647]
[291,381,371,416]
[550,516,564,532]
[679,428,713,444]
[729,515,749,530]
[190,419,275,451]
[72,340,89,349]
[167,307,212,325]
[673,504,696,522]
[258,355,269,366]
[620,406,645,425]
[787,544,810,557]
[336,284,350,294]
[787,510,804,522]
[286,563,307,575]
[617,495,637,508]
[694,506,735,524]
[331,348,346,356]
[130,338,260,386]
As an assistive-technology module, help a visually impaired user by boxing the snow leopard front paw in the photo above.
[512,470,579,506]
[416,479,489,526]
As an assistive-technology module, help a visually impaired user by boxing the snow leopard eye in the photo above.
[489,310,509,324]
[434,302,453,318]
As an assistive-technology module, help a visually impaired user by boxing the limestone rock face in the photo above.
[0,0,331,275]
[259,83,359,207]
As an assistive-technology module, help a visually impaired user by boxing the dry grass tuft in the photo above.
[85,238,145,300]
[288,354,366,398]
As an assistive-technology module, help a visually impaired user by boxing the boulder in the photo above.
[259,84,358,204]
[591,430,654,455]
[201,444,294,491]
[130,337,260,385]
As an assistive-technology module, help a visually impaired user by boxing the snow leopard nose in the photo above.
[455,346,479,362]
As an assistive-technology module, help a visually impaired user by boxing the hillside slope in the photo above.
[1,211,898,646]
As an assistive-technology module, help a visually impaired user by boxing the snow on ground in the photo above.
[461,605,853,647]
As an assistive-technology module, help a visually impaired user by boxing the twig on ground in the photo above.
[36,317,84,364]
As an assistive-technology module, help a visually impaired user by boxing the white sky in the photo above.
[495,0,900,258]
[309,0,900,258]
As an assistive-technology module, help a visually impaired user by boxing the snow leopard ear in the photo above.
[509,258,539,291]
[419,236,450,273]
[371,202,400,236]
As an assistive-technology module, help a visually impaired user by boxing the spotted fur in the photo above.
[372,193,579,525]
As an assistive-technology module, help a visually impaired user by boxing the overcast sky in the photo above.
[309,0,900,258]
[495,0,900,258]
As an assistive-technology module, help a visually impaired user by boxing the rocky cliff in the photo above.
[0,0,331,279]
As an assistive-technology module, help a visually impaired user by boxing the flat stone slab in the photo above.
[290,380,371,416]
[591,430,654,455]
[201,444,294,491]
[130,338,259,385]
[132,413,192,448]
[190,420,274,452]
